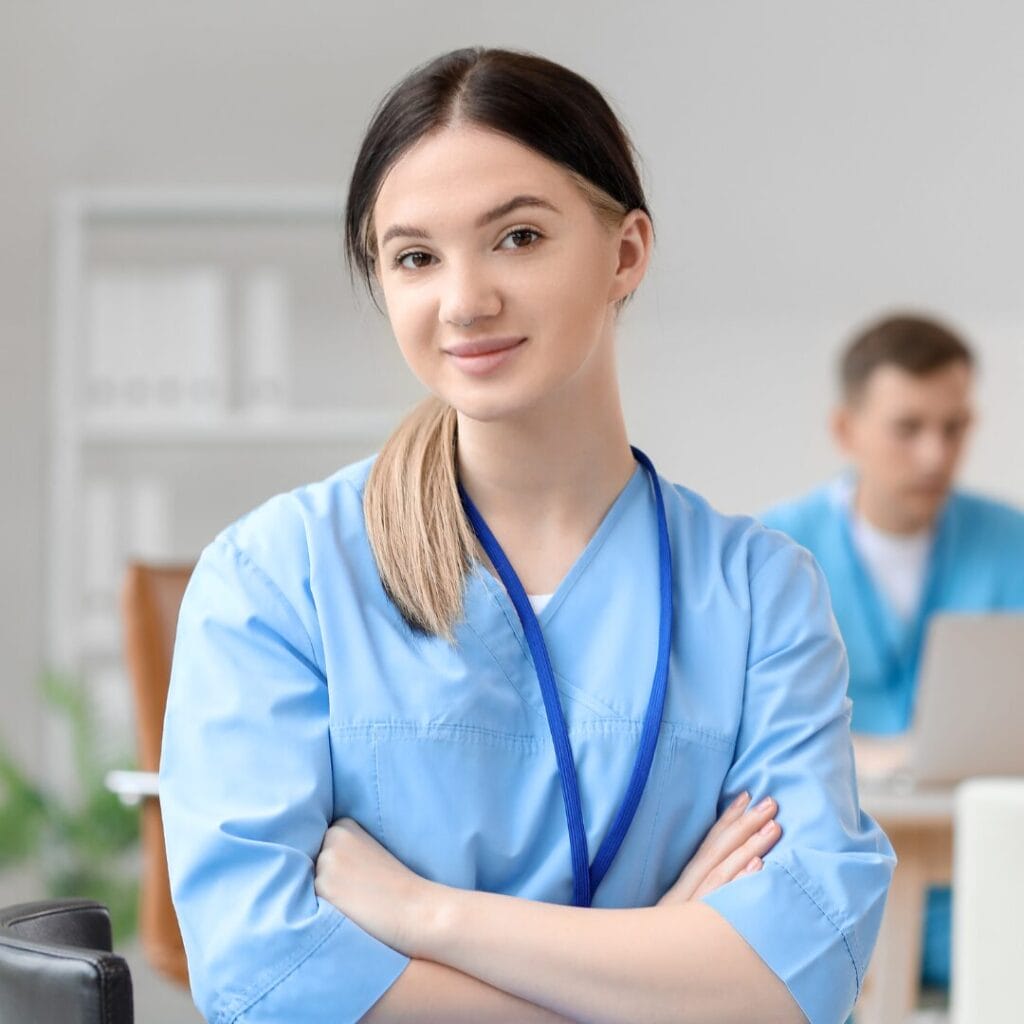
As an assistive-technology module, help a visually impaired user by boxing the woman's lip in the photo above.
[444,336,526,358]
[445,337,527,376]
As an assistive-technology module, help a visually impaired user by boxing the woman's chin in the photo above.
[442,387,545,425]
[449,397,527,424]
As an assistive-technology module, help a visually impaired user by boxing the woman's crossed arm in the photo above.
[315,792,802,1024]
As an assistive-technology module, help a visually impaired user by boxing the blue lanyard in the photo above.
[458,445,673,907]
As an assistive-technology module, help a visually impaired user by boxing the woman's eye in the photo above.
[395,251,435,270]
[498,228,541,250]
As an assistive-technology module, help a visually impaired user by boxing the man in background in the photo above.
[760,312,1024,989]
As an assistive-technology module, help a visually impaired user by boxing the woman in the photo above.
[161,48,894,1024]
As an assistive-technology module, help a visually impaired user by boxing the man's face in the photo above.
[834,361,975,528]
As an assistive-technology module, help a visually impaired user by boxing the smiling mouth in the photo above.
[443,336,527,358]
[443,336,527,376]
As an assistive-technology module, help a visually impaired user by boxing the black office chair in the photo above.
[0,899,133,1023]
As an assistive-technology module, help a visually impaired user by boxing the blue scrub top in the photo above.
[760,479,1024,735]
[760,477,1024,988]
[161,457,895,1024]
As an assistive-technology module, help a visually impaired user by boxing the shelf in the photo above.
[81,408,406,444]
[48,185,401,685]
[65,187,343,224]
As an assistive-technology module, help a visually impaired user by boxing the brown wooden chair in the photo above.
[118,561,195,989]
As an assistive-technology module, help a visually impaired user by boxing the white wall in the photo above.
[2,1,1023,772]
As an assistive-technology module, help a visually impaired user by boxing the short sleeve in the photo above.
[160,536,409,1024]
[700,537,896,1024]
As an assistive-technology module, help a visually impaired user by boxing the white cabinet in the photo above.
[47,188,418,749]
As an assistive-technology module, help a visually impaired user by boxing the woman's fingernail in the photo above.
[759,819,778,836]
[731,791,750,810]
[746,856,762,872]
[756,796,774,812]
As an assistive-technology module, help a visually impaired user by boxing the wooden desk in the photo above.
[855,780,954,1024]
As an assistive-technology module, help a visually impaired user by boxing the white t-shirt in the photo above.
[528,593,554,615]
[850,513,932,622]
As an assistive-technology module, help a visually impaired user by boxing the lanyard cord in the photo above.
[459,445,674,906]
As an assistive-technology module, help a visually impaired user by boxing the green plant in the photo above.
[0,670,140,941]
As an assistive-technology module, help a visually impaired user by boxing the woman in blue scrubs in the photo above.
[160,48,894,1024]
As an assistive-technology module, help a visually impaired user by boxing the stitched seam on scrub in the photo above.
[220,913,345,1024]
[221,537,325,678]
[791,843,867,981]
[371,725,386,837]
[569,718,731,749]
[776,860,862,996]
[472,568,624,719]
[551,668,625,718]
[336,718,731,752]
[364,720,544,752]
[657,719,731,750]
[463,608,546,719]
[633,730,678,901]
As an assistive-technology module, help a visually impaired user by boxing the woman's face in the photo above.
[371,125,649,422]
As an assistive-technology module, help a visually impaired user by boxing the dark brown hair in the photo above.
[344,47,651,638]
[840,313,975,403]
[344,46,651,298]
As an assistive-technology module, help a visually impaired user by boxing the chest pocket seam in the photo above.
[339,718,732,752]
[367,720,543,752]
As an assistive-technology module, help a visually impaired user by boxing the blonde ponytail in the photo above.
[364,397,479,640]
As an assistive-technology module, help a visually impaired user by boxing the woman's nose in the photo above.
[438,261,502,327]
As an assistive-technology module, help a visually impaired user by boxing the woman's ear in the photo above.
[609,209,654,304]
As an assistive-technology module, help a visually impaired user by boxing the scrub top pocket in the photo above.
[366,718,732,908]
[631,727,736,905]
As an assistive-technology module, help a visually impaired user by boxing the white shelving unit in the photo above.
[46,188,416,759]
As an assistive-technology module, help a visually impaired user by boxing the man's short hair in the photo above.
[840,313,975,403]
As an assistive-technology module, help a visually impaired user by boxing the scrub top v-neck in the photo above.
[460,447,673,908]
[161,453,895,1024]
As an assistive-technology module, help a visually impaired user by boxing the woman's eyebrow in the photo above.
[475,194,560,227]
[379,195,560,248]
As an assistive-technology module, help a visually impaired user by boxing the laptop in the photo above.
[857,612,1024,788]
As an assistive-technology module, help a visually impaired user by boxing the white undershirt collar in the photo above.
[839,476,934,622]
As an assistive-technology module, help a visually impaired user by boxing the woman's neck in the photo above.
[456,354,635,593]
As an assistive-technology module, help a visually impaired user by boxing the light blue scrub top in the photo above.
[161,456,895,1024]
[760,478,1024,987]
[761,478,1024,735]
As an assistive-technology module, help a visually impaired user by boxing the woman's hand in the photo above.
[314,818,437,956]
[657,792,781,905]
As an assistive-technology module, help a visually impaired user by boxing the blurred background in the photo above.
[1,2,1022,1020]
